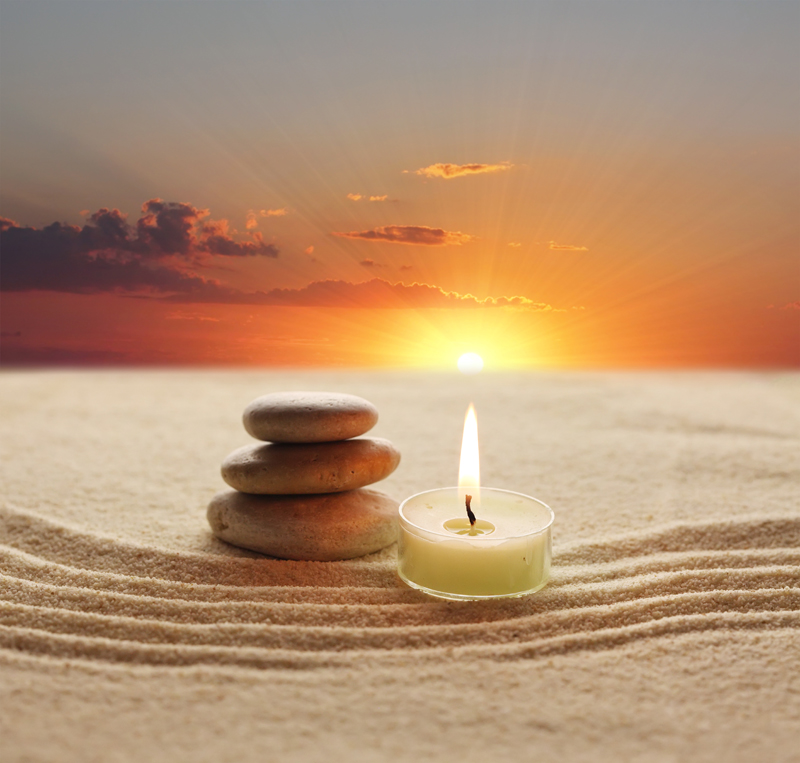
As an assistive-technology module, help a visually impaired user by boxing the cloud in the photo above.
[174,278,554,310]
[304,246,315,255]
[411,162,513,179]
[245,207,289,232]
[780,302,800,310]
[347,193,390,203]
[399,264,413,271]
[548,241,588,251]
[333,225,475,246]
[360,259,383,268]
[0,201,278,296]
[508,242,522,248]
[0,210,558,312]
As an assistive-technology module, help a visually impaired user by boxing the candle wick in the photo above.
[465,494,476,526]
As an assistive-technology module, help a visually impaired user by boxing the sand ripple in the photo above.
[2,505,798,669]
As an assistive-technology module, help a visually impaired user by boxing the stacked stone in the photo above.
[207,392,401,561]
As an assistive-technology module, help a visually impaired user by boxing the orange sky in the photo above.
[1,2,797,368]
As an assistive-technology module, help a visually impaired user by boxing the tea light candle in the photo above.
[397,405,554,600]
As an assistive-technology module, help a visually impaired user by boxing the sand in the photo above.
[1,369,798,762]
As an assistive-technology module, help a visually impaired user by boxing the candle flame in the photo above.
[458,403,480,509]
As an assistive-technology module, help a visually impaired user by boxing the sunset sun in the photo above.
[457,352,484,375]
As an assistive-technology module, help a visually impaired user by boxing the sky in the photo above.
[1,0,798,368]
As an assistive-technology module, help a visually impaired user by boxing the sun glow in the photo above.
[457,352,484,375]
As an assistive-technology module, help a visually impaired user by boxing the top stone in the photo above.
[243,391,379,443]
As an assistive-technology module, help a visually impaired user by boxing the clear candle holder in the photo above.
[397,487,554,601]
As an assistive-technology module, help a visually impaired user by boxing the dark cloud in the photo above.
[359,259,383,268]
[199,219,278,258]
[135,199,199,256]
[334,225,474,246]
[0,201,278,296]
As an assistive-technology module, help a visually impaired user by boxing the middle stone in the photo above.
[221,437,401,495]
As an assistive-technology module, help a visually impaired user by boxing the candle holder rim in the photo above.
[398,485,554,540]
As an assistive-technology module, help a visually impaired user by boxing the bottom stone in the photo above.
[207,488,399,561]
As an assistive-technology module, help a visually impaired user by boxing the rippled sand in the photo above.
[1,370,798,761]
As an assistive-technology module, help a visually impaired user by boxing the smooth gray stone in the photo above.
[207,488,399,561]
[221,437,401,495]
[243,391,379,443]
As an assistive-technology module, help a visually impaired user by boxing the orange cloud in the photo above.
[176,278,554,309]
[304,245,315,255]
[261,208,287,217]
[346,193,363,201]
[360,259,382,267]
[411,162,513,179]
[369,195,388,202]
[245,211,259,230]
[548,241,588,251]
[508,241,522,248]
[333,225,475,246]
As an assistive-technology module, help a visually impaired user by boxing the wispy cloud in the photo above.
[347,193,389,202]
[410,162,513,179]
[360,259,383,268]
[334,225,475,246]
[549,241,588,251]
[248,208,288,228]
[508,241,522,248]
[171,278,555,310]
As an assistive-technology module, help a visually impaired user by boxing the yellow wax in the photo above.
[397,487,553,600]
